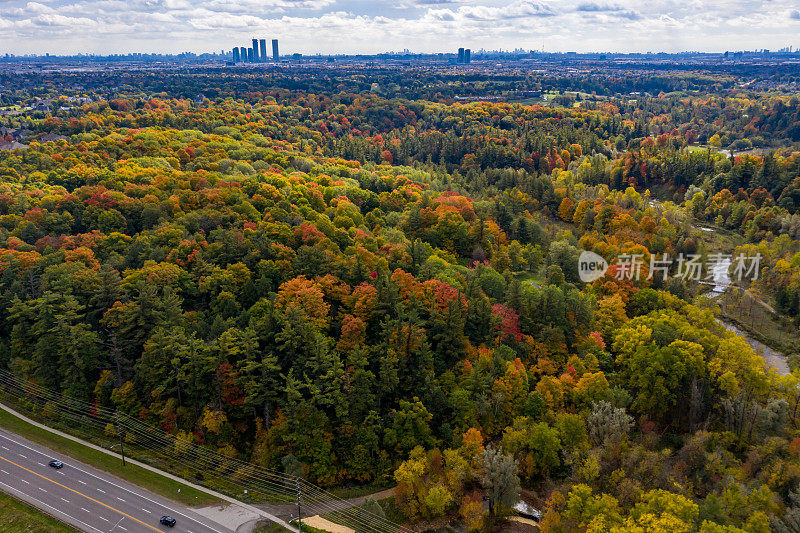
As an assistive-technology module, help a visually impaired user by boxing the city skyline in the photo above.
[0,0,799,56]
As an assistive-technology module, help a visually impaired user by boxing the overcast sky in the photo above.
[1,0,799,56]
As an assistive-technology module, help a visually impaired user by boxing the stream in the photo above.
[718,319,791,376]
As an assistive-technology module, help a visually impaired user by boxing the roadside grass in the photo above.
[0,488,78,532]
[0,407,219,506]
[256,522,289,532]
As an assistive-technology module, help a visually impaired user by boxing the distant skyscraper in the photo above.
[252,38,260,62]
[239,47,247,63]
[465,49,471,64]
[260,39,267,63]
[272,39,279,62]
[458,47,465,63]
[247,47,254,62]
[232,48,240,63]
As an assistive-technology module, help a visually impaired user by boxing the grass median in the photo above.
[0,488,78,532]
[0,407,219,507]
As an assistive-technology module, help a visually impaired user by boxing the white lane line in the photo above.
[1,445,8,450]
[61,497,70,503]
[141,508,152,513]
[98,516,110,522]
[81,507,91,513]
[0,469,9,474]
[18,454,26,459]
[0,480,104,533]
[19,479,29,484]
[37,462,46,467]
[119,526,127,531]
[96,488,105,493]
[0,433,213,529]
[38,487,47,492]
[117,497,126,502]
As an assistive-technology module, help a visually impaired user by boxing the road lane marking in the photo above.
[61,497,70,503]
[0,480,104,533]
[1,445,8,450]
[20,479,29,484]
[97,488,105,493]
[117,497,126,502]
[119,526,127,531]
[0,469,8,474]
[37,462,46,467]
[141,508,151,513]
[0,454,164,532]
[0,432,214,530]
[98,516,110,522]
[18,454,26,458]
[82,507,91,513]
[38,487,47,492]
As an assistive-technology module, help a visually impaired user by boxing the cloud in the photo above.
[0,0,799,54]
[617,10,640,19]
[32,13,96,26]
[576,2,623,12]
[459,1,555,21]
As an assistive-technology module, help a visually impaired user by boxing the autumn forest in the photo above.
[2,65,800,532]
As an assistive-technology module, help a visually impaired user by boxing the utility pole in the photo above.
[296,477,302,532]
[114,412,126,467]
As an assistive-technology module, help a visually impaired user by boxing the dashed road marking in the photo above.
[0,480,103,533]
[0,454,163,532]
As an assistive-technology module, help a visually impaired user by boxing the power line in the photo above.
[0,369,408,532]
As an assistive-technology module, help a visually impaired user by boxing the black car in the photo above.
[159,516,176,527]
[48,460,63,469]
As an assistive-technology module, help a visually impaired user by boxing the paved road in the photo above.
[0,428,230,533]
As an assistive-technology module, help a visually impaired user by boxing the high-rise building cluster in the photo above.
[457,47,471,64]
[231,38,278,63]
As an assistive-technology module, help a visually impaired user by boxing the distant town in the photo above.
[2,45,799,67]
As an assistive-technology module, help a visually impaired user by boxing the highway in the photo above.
[0,427,230,533]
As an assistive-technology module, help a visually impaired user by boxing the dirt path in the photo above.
[302,515,356,533]
[258,487,396,520]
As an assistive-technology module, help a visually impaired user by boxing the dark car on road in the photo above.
[160,516,176,527]
[48,460,63,469]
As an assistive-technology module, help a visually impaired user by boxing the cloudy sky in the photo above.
[1,0,799,56]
